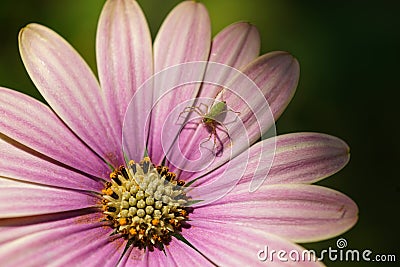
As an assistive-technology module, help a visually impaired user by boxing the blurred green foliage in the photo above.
[0,0,399,266]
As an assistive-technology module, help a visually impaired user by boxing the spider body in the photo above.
[178,100,239,154]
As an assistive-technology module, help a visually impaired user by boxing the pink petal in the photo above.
[96,0,152,144]
[183,221,324,266]
[197,22,260,99]
[0,137,103,191]
[164,238,213,266]
[0,181,99,217]
[0,87,109,178]
[190,132,350,196]
[0,211,125,266]
[210,22,260,67]
[245,51,300,122]
[117,247,147,267]
[120,236,219,266]
[0,209,98,244]
[192,183,358,243]
[19,23,124,167]
[148,1,211,164]
[258,132,350,185]
[153,1,211,72]
[121,246,165,266]
[51,231,125,267]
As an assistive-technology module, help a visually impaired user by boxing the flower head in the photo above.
[0,0,357,266]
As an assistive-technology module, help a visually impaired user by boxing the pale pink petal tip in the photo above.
[154,0,211,70]
[96,0,152,137]
[19,23,124,167]
[210,22,260,68]
[265,132,350,185]
[246,51,300,121]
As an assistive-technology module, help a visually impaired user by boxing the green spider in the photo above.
[178,100,240,154]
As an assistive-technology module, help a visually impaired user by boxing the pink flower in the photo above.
[0,0,357,266]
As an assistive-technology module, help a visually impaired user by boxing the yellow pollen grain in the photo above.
[119,218,128,226]
[106,188,114,196]
[152,218,159,226]
[129,160,135,165]
[129,228,137,235]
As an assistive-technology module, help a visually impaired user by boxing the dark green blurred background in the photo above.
[1,0,398,266]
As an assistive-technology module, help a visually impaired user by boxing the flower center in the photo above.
[101,157,190,250]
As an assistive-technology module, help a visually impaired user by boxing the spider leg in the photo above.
[177,106,204,123]
[215,123,230,138]
[213,122,234,151]
[212,126,218,153]
[220,108,242,125]
[199,122,222,155]
[198,103,210,114]
[201,128,213,143]
[214,129,226,156]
